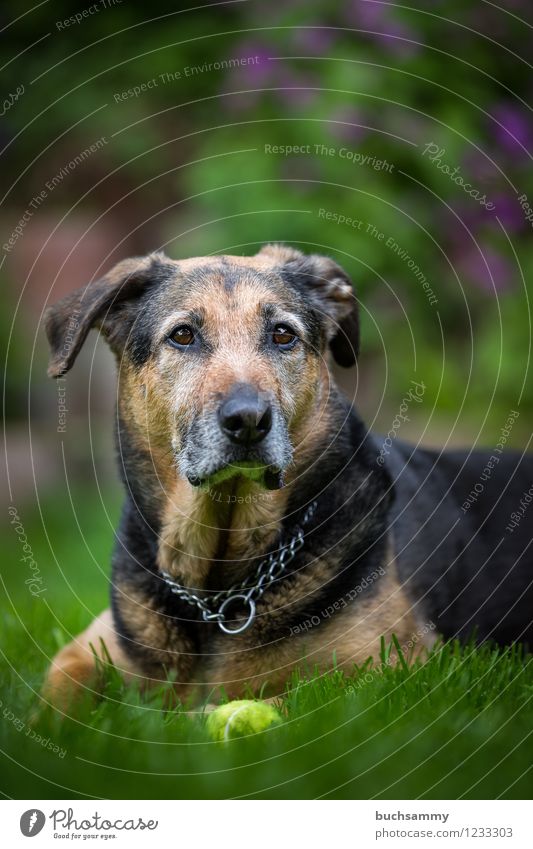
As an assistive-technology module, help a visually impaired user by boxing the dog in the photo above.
[43,244,533,710]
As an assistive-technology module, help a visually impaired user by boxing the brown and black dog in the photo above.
[43,244,533,710]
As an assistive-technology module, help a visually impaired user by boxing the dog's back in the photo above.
[385,439,533,647]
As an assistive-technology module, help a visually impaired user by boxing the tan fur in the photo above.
[175,245,301,274]
[158,477,289,587]
[42,610,142,712]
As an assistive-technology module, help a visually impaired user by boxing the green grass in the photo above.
[1,488,533,799]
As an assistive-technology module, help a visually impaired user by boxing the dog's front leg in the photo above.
[42,608,145,712]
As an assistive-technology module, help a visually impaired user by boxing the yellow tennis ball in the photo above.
[206,700,282,741]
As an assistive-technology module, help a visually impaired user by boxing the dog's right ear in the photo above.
[45,252,171,378]
[258,244,359,367]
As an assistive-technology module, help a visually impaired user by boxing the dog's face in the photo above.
[45,245,359,490]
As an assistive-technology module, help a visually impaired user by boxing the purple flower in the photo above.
[292,27,337,54]
[490,193,526,232]
[231,42,274,86]
[346,1,388,28]
[459,245,513,293]
[222,90,261,113]
[221,42,273,110]
[370,21,420,56]
[276,71,318,107]
[345,1,420,56]
[453,192,523,236]
[328,107,368,142]
[492,103,532,156]
[462,150,497,183]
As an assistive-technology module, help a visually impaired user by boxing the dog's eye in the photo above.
[168,325,195,347]
[272,325,298,349]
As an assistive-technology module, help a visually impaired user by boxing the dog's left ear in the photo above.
[45,252,170,378]
[259,244,359,367]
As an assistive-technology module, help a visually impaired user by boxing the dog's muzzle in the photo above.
[177,383,293,490]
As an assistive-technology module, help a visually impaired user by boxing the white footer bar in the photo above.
[3,799,531,847]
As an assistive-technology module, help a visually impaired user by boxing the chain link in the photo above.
[159,500,317,634]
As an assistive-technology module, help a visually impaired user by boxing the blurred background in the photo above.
[1,0,532,634]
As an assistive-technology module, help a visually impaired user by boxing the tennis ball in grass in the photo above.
[206,700,282,741]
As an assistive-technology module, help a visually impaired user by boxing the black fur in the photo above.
[385,440,533,646]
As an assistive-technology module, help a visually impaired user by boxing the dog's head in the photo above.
[45,245,359,490]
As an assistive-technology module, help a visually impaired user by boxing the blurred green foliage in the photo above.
[2,1,532,430]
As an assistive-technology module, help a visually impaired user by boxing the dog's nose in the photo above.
[218,387,272,445]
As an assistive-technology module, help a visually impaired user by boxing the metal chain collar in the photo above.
[159,500,317,635]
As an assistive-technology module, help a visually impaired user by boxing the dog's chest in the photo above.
[187,566,419,699]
